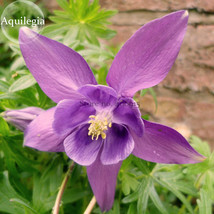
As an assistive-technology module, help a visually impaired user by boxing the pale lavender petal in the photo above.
[87,152,122,211]
[64,124,102,166]
[78,84,118,110]
[106,10,189,97]
[2,107,44,131]
[132,120,206,164]
[101,124,134,165]
[24,107,65,152]
[53,99,96,135]
[19,27,97,103]
[113,98,144,137]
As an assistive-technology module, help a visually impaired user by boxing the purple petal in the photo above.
[24,108,65,152]
[64,124,102,166]
[106,10,189,97]
[3,107,44,131]
[101,124,134,165]
[53,99,96,135]
[19,27,97,103]
[132,120,206,164]
[78,84,118,110]
[87,152,122,211]
[113,98,144,137]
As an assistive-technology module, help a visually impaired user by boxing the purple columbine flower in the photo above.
[18,11,205,211]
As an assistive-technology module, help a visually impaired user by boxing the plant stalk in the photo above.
[83,196,96,214]
[52,162,75,214]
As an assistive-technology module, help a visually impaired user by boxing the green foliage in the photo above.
[119,136,214,214]
[43,0,117,46]
[0,171,27,214]
[197,189,212,214]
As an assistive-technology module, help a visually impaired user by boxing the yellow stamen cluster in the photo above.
[88,115,112,140]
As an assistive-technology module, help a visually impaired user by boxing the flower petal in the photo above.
[87,153,122,211]
[24,108,65,152]
[101,124,134,165]
[113,98,144,137]
[53,99,96,135]
[106,10,188,97]
[132,120,205,164]
[64,124,102,166]
[19,27,97,103]
[78,84,118,110]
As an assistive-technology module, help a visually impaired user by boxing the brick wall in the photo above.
[100,0,214,147]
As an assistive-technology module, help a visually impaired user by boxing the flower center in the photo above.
[88,114,112,140]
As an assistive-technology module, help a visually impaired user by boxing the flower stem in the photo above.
[83,196,96,214]
[52,162,75,214]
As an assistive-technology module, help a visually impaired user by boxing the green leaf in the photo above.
[197,189,212,214]
[121,172,139,195]
[137,177,152,213]
[110,200,120,214]
[49,16,73,24]
[10,198,38,214]
[9,43,21,56]
[149,182,168,214]
[141,114,150,120]
[140,89,148,97]
[0,93,18,100]
[127,204,137,214]
[190,135,210,157]
[63,26,80,45]
[32,156,64,213]
[9,74,37,93]
[132,156,156,175]
[53,10,68,17]
[154,178,194,214]
[203,170,214,201]
[42,23,68,37]
[148,87,158,112]
[1,138,37,176]
[155,168,184,180]
[62,188,89,204]
[47,0,117,45]
[171,181,198,196]
[0,117,10,136]
[0,80,9,93]
[56,0,70,11]
[36,84,49,108]
[10,57,25,71]
[0,171,26,214]
[184,159,210,175]
[122,187,139,204]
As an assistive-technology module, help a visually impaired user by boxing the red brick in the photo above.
[100,0,214,12]
[109,11,214,27]
[139,94,214,147]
